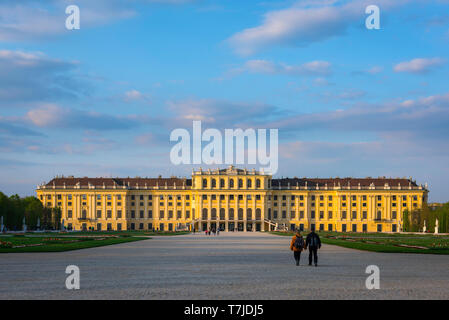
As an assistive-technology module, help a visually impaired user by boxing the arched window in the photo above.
[238,179,243,188]
[220,179,225,188]
[247,208,252,220]
[256,179,261,188]
[247,179,252,188]
[229,179,234,188]
[202,208,208,220]
[211,208,217,220]
[238,208,244,220]
[211,179,216,188]
[220,208,225,220]
[202,179,207,188]
[377,211,382,220]
[229,208,235,220]
[256,208,261,220]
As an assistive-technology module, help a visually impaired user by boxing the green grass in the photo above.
[0,230,190,253]
[269,231,449,254]
[20,230,190,237]
[0,235,148,253]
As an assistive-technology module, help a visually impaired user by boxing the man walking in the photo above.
[305,228,321,267]
[289,230,305,266]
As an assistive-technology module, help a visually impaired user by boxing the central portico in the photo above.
[191,166,271,232]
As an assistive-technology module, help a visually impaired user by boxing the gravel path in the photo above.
[0,232,448,300]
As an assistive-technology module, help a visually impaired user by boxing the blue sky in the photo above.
[1,0,449,201]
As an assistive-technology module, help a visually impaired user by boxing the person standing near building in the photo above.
[289,231,305,266]
[305,228,321,267]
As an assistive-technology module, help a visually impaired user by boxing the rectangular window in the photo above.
[311,211,315,219]
[107,210,112,219]
[148,210,153,218]
[68,210,72,218]
[117,210,122,218]
[299,211,304,219]
[140,210,144,218]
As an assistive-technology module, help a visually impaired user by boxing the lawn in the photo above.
[0,234,148,253]
[270,231,449,254]
[0,230,190,253]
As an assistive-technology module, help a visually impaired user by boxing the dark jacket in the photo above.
[306,232,321,249]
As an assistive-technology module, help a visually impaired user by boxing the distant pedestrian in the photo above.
[305,228,321,267]
[217,229,220,236]
[290,231,305,266]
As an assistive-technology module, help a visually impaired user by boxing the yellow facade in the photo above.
[36,166,428,233]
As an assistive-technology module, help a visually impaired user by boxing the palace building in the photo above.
[36,166,428,233]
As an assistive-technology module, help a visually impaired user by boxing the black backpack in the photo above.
[310,234,318,247]
[294,236,304,249]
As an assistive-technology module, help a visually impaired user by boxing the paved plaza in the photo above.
[0,232,448,299]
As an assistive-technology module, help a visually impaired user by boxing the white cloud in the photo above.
[227,0,412,55]
[231,59,332,77]
[393,57,446,74]
[0,50,86,105]
[0,0,195,41]
[25,104,143,130]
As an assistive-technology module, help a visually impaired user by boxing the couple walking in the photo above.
[289,228,321,267]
